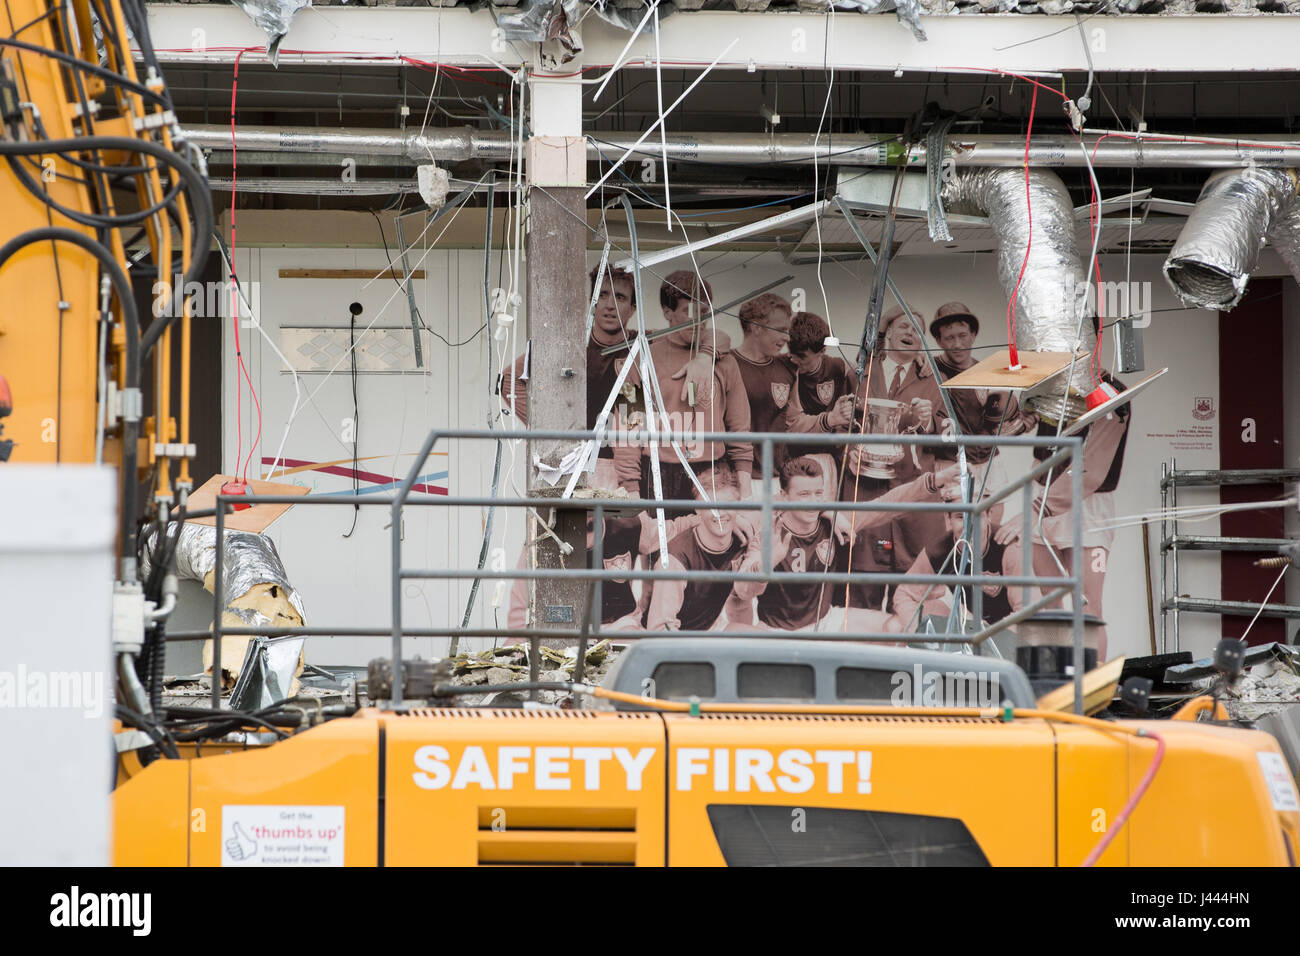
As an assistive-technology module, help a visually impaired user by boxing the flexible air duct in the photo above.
[1266,190,1300,288]
[142,524,306,686]
[940,168,1097,409]
[1163,167,1300,310]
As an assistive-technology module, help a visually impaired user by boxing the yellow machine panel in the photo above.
[663,713,1056,866]
[110,706,1300,867]
[114,757,190,866]
[1121,721,1298,867]
[384,709,667,866]
[0,1,100,464]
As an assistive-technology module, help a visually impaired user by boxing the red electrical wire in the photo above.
[1080,730,1166,866]
[228,48,263,484]
[1005,84,1039,371]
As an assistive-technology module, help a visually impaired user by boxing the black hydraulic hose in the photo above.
[0,227,142,561]
[0,136,213,359]
[115,704,179,760]
[148,625,165,714]
[0,37,167,107]
[4,149,186,227]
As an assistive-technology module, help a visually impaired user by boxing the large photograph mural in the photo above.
[508,264,1133,654]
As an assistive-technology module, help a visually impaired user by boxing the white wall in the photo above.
[225,245,1226,664]
[224,244,531,665]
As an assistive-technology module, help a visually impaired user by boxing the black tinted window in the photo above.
[736,663,815,699]
[650,662,716,700]
[835,667,897,702]
[707,805,990,867]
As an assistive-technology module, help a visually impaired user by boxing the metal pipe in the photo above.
[164,625,998,645]
[183,124,1300,168]
[118,652,153,717]
[1072,443,1085,716]
[399,566,1070,589]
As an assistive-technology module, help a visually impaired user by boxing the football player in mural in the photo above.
[786,310,859,467]
[505,264,723,474]
[504,264,726,632]
[732,456,839,631]
[731,293,852,481]
[612,271,754,508]
[834,306,950,612]
[994,374,1132,658]
[646,463,751,632]
[891,482,1028,634]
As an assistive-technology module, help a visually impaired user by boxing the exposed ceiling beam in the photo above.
[142,6,1300,73]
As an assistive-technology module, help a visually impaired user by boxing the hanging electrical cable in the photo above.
[343,302,363,538]
[226,47,264,490]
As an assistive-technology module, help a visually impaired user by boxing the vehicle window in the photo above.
[707,805,990,867]
[736,663,815,700]
[650,662,716,700]
[835,667,897,703]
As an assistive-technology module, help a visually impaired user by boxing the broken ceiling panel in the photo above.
[497,0,583,59]
[231,0,311,63]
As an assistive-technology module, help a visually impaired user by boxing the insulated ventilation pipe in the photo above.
[940,168,1098,419]
[1163,167,1300,310]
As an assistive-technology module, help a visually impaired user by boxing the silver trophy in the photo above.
[852,398,906,479]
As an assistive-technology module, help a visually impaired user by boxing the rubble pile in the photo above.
[1221,660,1300,722]
[442,639,623,706]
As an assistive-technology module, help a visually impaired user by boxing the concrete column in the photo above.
[525,60,590,646]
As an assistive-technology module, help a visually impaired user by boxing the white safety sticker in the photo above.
[221,805,345,867]
[1256,752,1300,812]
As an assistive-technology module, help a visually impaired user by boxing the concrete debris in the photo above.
[439,642,626,706]
[1222,661,1300,723]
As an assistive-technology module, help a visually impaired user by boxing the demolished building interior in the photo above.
[2,0,1300,876]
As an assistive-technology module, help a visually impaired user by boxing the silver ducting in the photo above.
[1163,168,1300,310]
[941,168,1096,403]
[1267,196,1300,285]
[143,523,306,621]
[182,124,1300,168]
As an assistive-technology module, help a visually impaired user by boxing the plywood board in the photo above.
[1035,656,1126,715]
[940,350,1077,391]
[186,473,309,533]
[1060,368,1168,437]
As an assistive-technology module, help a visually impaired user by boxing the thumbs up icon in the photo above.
[226,823,257,862]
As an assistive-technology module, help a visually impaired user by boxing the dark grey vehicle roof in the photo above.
[600,638,1037,709]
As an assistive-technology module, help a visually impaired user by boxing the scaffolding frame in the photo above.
[167,428,1089,713]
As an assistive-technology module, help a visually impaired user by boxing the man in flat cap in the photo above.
[929,301,1035,469]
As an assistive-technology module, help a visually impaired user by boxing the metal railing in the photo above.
[167,428,1088,712]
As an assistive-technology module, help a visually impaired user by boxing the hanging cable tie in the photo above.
[561,335,644,500]
[584,239,612,341]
